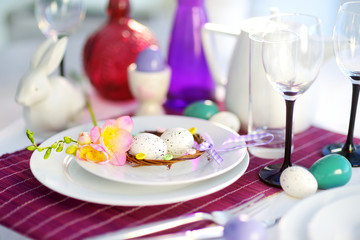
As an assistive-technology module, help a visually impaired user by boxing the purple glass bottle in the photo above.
[83,0,158,101]
[166,0,215,111]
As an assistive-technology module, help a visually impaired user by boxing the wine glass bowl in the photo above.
[35,0,86,38]
[322,1,360,167]
[35,0,86,76]
[252,13,324,187]
[262,30,300,98]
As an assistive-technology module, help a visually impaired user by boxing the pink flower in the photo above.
[77,132,92,145]
[90,116,134,166]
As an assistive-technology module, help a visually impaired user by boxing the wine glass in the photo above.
[322,1,360,167]
[251,13,324,187]
[35,0,86,76]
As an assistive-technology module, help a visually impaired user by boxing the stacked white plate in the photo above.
[30,115,249,206]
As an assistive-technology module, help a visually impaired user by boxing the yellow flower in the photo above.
[90,116,134,165]
[76,144,109,163]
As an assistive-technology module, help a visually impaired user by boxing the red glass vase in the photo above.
[83,0,158,101]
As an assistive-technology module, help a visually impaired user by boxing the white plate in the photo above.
[30,148,249,206]
[278,185,360,240]
[307,194,360,240]
[38,115,246,185]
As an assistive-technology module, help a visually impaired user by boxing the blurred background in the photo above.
[0,0,349,129]
[0,0,348,50]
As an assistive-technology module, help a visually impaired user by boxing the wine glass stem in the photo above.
[60,58,65,77]
[281,99,295,171]
[343,84,360,152]
[59,35,66,77]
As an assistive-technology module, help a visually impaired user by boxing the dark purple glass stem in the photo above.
[342,82,360,154]
[281,99,295,171]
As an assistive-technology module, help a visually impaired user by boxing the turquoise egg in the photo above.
[183,100,219,120]
[309,154,352,189]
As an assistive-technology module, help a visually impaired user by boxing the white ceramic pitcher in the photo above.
[201,16,316,134]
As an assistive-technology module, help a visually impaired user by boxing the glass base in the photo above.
[249,147,284,159]
[248,128,286,159]
[322,143,360,167]
[258,163,284,188]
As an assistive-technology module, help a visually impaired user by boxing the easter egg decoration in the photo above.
[280,166,318,198]
[309,154,352,189]
[183,100,219,119]
[209,111,241,132]
[223,215,266,240]
[136,46,165,72]
[130,133,167,160]
[160,128,194,157]
[126,127,205,168]
[128,46,171,116]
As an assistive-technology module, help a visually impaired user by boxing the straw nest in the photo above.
[126,131,206,168]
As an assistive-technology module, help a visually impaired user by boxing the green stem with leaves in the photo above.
[26,130,78,159]
[70,71,98,127]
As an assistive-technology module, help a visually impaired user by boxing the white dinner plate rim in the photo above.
[29,148,249,206]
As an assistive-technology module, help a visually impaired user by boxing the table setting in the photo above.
[2,0,360,239]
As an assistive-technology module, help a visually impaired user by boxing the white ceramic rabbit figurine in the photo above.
[15,36,85,137]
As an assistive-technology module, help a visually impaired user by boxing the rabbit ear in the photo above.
[36,36,68,75]
[31,36,57,69]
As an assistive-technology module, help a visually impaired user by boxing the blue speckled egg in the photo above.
[183,100,219,119]
[136,46,165,72]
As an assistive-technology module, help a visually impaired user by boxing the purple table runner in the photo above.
[0,127,351,239]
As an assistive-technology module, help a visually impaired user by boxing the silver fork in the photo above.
[87,194,267,240]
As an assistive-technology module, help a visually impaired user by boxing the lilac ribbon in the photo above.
[220,132,274,151]
[198,141,224,164]
[197,133,274,165]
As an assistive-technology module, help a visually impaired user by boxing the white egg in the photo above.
[280,166,318,198]
[209,111,240,132]
[130,133,167,160]
[160,128,194,157]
